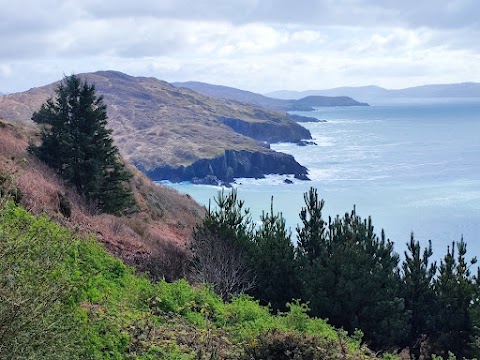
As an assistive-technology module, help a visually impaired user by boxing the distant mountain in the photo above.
[0,71,310,183]
[173,81,368,111]
[266,83,480,101]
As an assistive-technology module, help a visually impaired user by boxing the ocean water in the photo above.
[160,99,480,259]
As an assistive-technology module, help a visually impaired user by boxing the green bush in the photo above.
[0,200,85,359]
[240,329,342,360]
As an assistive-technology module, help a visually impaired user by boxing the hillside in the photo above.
[267,82,480,101]
[0,71,309,182]
[173,80,369,110]
[0,118,202,278]
[0,200,379,359]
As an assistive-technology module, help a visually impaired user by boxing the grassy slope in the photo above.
[0,71,309,170]
[0,200,381,359]
[0,118,202,270]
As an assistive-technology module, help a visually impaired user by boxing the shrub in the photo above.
[0,200,85,359]
[240,330,341,360]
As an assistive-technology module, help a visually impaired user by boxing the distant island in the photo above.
[266,82,480,102]
[173,81,369,111]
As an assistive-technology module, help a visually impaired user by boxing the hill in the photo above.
[173,81,369,111]
[0,118,203,279]
[0,71,309,183]
[266,82,480,101]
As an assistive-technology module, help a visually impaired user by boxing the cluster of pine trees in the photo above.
[191,188,480,358]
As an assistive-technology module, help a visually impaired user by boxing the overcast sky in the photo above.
[1,0,479,93]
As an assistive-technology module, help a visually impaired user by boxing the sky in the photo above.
[1,0,479,94]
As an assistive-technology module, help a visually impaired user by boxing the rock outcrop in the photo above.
[142,149,309,183]
[218,117,311,143]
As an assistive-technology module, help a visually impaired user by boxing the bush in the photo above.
[0,200,85,359]
[240,330,341,360]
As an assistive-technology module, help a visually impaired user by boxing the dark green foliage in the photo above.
[401,234,437,354]
[296,188,409,350]
[190,189,255,300]
[296,187,326,261]
[240,330,343,360]
[29,74,134,214]
[433,239,478,358]
[251,198,299,312]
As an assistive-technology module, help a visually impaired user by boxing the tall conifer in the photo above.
[30,74,134,214]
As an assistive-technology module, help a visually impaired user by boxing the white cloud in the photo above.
[0,1,479,93]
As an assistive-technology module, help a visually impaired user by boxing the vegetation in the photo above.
[0,198,374,359]
[3,97,480,358]
[29,74,134,214]
[194,187,480,358]
[190,189,255,301]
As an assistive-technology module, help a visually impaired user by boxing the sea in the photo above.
[159,98,480,260]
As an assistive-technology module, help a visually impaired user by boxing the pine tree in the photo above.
[401,234,437,354]
[30,74,134,214]
[433,238,477,358]
[190,189,255,300]
[252,198,299,312]
[295,188,409,349]
[296,187,327,261]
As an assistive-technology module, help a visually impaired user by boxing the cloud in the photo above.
[0,1,479,93]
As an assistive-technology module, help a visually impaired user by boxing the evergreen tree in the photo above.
[30,74,134,214]
[401,234,437,354]
[251,198,299,312]
[190,189,255,300]
[296,188,409,350]
[433,238,477,358]
[296,187,327,261]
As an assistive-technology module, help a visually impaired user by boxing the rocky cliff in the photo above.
[218,117,311,143]
[141,149,308,183]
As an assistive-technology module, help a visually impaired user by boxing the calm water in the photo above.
[161,99,480,259]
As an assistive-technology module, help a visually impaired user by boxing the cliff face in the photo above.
[142,149,308,183]
[218,117,311,143]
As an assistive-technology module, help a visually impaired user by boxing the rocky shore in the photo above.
[142,149,309,184]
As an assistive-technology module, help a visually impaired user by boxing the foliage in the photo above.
[0,199,85,359]
[29,74,134,214]
[401,234,437,355]
[432,238,478,358]
[190,189,255,300]
[240,330,343,360]
[251,198,299,312]
[0,199,372,359]
[296,188,409,349]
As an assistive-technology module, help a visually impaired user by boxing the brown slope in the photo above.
[0,71,310,181]
[0,118,203,280]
